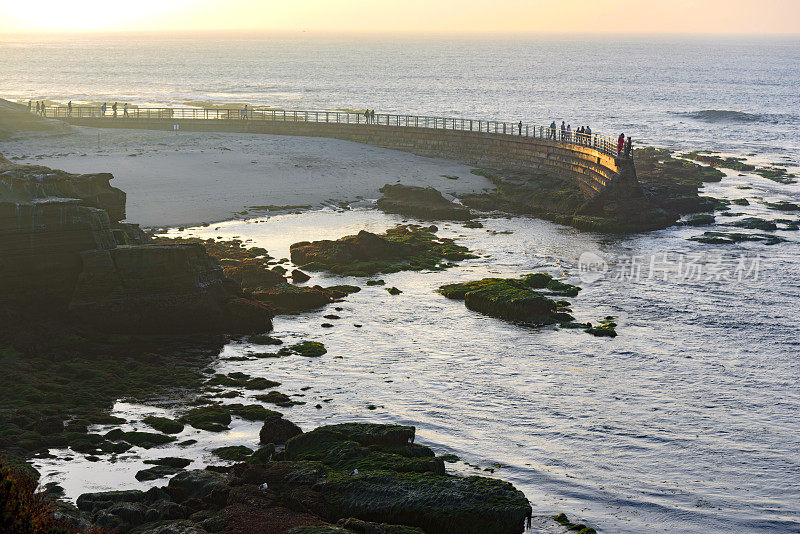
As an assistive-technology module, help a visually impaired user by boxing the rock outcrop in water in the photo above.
[376,184,473,220]
[439,274,617,336]
[0,153,273,333]
[439,274,577,324]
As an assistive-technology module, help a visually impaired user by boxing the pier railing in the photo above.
[39,105,626,158]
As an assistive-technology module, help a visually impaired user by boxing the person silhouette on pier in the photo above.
[560,121,566,141]
[586,125,592,146]
[566,124,571,142]
[28,101,32,112]
[101,103,107,118]
[34,101,39,114]
[518,120,523,136]
[123,103,129,117]
[624,136,632,159]
[617,133,625,157]
[550,121,556,139]
[112,102,118,118]
[242,105,248,119]
[68,101,72,116]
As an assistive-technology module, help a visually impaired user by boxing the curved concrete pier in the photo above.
[47,106,643,202]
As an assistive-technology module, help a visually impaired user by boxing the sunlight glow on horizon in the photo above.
[1,0,798,35]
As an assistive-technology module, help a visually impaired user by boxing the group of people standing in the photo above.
[544,120,632,159]
[549,120,594,145]
[617,133,632,159]
[99,102,129,118]
[28,100,47,116]
[364,109,376,123]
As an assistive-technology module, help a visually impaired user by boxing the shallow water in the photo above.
[32,164,800,533]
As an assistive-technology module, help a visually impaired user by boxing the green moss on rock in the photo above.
[142,416,184,435]
[212,445,253,461]
[318,471,531,534]
[290,341,327,358]
[290,225,476,277]
[180,406,231,432]
[440,278,563,323]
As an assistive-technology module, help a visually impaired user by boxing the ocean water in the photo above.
[31,187,800,533]
[1,33,799,161]
[3,34,800,533]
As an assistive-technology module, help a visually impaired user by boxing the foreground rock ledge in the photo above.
[65,423,532,534]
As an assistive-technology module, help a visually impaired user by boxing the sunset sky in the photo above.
[1,0,798,35]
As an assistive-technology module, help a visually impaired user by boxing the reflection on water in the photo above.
[34,169,800,533]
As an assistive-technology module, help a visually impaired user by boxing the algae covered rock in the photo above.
[285,423,443,475]
[143,458,192,469]
[180,406,231,432]
[290,225,475,277]
[689,231,786,245]
[166,469,228,503]
[255,391,304,407]
[376,184,473,221]
[727,217,778,231]
[143,416,185,435]
[135,465,184,481]
[227,403,281,421]
[253,283,335,313]
[585,319,618,337]
[105,429,176,449]
[260,416,303,445]
[212,445,254,461]
[437,274,606,334]
[440,278,560,323]
[288,341,327,358]
[318,471,531,534]
[683,213,715,226]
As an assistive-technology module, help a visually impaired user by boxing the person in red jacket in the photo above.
[617,133,625,156]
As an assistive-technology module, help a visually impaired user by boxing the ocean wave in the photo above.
[675,109,795,124]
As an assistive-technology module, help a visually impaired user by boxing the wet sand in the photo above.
[0,126,492,228]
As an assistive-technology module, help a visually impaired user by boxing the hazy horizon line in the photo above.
[2,29,799,39]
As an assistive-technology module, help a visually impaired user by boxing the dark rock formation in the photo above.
[153,236,350,314]
[69,244,273,334]
[376,184,473,220]
[64,422,532,534]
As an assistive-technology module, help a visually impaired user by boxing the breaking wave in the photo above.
[675,109,794,124]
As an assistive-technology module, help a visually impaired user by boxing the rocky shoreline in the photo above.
[0,154,552,534]
[2,109,759,533]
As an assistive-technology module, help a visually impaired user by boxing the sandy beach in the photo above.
[0,126,492,228]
